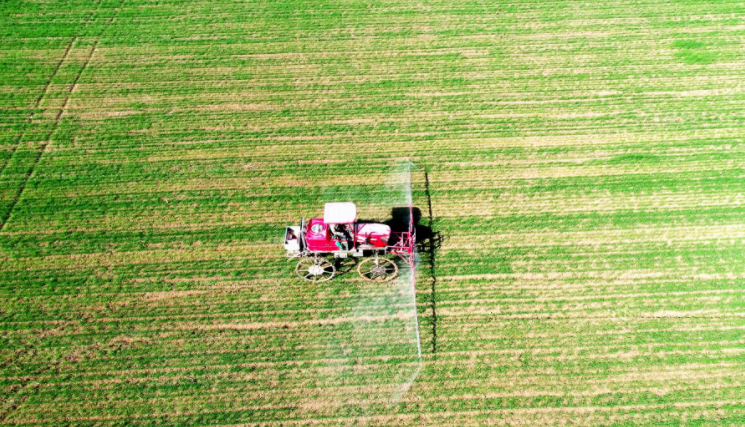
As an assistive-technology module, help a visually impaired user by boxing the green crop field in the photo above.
[3,0,745,425]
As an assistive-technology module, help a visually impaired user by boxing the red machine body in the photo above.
[305,218,390,252]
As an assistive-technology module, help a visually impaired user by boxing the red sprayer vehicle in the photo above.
[284,202,415,282]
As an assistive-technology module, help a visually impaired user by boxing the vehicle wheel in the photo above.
[357,257,398,282]
[296,257,335,282]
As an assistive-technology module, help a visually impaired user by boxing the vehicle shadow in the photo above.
[333,256,358,277]
[385,207,443,254]
[357,207,443,256]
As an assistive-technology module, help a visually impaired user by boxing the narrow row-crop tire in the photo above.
[295,257,335,282]
[357,257,398,282]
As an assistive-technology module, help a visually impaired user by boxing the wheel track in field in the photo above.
[0,37,82,178]
[0,0,105,419]
[0,0,110,177]
[0,2,128,421]
[0,0,126,233]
